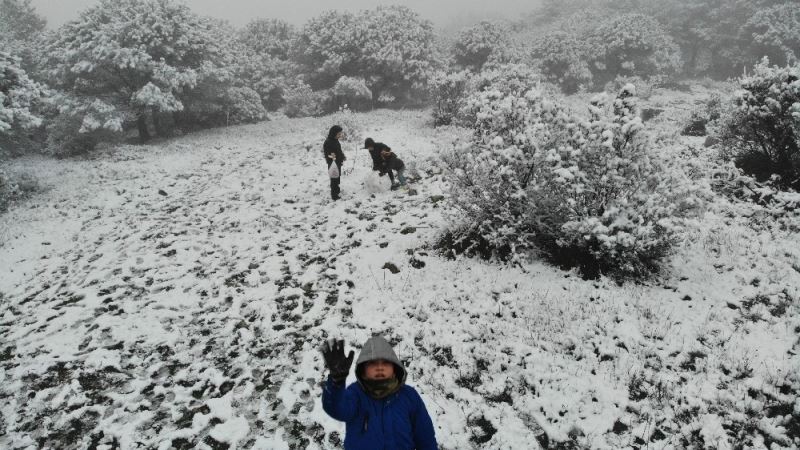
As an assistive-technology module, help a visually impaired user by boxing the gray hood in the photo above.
[355,336,407,385]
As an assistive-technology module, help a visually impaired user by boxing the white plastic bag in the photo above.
[328,161,340,178]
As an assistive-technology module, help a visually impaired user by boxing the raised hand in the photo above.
[320,339,355,384]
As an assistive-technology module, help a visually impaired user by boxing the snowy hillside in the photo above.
[1,102,799,449]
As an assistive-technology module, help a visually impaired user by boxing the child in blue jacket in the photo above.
[321,336,437,450]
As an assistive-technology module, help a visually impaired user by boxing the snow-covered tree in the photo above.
[359,6,437,105]
[238,18,297,60]
[0,0,45,41]
[44,0,230,141]
[0,0,48,71]
[294,6,436,106]
[294,10,361,91]
[588,13,681,86]
[0,51,44,156]
[745,3,800,67]
[453,21,509,71]
[236,18,299,110]
[530,31,592,94]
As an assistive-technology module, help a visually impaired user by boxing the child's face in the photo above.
[363,359,395,380]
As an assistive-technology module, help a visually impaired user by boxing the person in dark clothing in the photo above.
[363,137,395,186]
[324,126,346,200]
[381,148,406,189]
[321,337,437,450]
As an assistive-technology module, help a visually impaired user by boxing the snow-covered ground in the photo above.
[1,100,798,449]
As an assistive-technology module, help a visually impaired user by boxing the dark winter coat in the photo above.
[382,151,405,171]
[322,336,437,450]
[324,126,346,168]
[368,142,390,171]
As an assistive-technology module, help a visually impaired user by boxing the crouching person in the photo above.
[321,336,437,450]
[381,148,406,190]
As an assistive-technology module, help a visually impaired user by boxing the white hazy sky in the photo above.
[30,0,540,29]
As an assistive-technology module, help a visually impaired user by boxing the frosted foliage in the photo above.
[224,87,266,124]
[237,18,296,60]
[453,21,508,71]
[132,83,183,112]
[429,70,471,126]
[531,31,592,94]
[282,82,327,118]
[0,51,43,136]
[444,83,703,278]
[332,76,372,111]
[715,59,800,190]
[297,6,435,104]
[745,4,800,67]
[45,0,229,137]
[589,13,681,84]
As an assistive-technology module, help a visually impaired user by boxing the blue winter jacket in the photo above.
[322,377,437,450]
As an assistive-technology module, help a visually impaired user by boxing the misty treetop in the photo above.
[1,0,799,162]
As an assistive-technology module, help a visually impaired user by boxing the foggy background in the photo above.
[30,0,541,29]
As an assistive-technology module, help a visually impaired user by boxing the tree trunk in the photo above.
[137,113,150,142]
[152,107,165,137]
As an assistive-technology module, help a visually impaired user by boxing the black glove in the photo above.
[320,339,354,385]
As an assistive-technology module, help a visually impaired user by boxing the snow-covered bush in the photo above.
[453,21,509,71]
[179,78,266,128]
[428,71,471,126]
[0,51,46,156]
[457,64,540,128]
[682,93,723,137]
[44,0,231,141]
[283,82,328,118]
[43,94,123,157]
[588,13,682,86]
[714,59,800,191]
[222,87,267,125]
[440,84,702,279]
[530,31,592,94]
[328,106,363,144]
[0,166,38,213]
[331,76,372,112]
[0,167,19,212]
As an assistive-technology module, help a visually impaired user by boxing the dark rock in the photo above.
[382,263,400,274]
[682,119,707,136]
[612,419,629,434]
[400,226,416,235]
[651,428,667,441]
[430,195,445,204]
[704,136,719,147]
[158,189,168,196]
[641,108,663,122]
[410,257,426,269]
